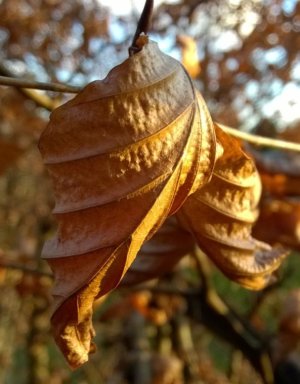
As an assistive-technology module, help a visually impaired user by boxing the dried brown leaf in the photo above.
[39,39,217,368]
[177,124,288,290]
[121,217,195,286]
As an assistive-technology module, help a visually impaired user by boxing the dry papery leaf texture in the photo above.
[38,37,287,368]
[177,125,287,289]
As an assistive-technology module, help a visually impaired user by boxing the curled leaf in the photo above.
[121,217,195,286]
[38,39,217,368]
[177,124,288,290]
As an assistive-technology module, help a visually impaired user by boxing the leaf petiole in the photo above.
[128,0,154,56]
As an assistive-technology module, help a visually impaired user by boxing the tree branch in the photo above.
[218,123,300,153]
[0,63,58,111]
[123,269,274,384]
[191,249,274,384]
[0,75,80,94]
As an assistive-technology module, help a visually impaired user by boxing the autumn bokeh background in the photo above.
[0,0,300,383]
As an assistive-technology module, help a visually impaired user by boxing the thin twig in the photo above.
[0,62,57,111]
[219,123,300,153]
[0,75,81,94]
[129,0,154,56]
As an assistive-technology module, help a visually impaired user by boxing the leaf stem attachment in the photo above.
[129,0,154,56]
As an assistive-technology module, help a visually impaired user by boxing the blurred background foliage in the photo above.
[0,0,299,383]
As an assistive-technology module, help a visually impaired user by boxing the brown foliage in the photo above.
[39,37,218,368]
[251,125,300,249]
[122,217,195,286]
[0,139,23,175]
[178,124,286,289]
[0,0,109,67]
[38,38,287,368]
[0,1,299,382]
[254,198,300,250]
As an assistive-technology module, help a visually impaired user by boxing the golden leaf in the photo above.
[177,124,288,290]
[121,217,195,286]
[38,39,217,368]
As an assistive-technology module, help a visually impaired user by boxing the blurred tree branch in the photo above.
[0,73,78,112]
[125,250,275,384]
[218,124,300,152]
[0,64,61,111]
[192,249,274,384]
